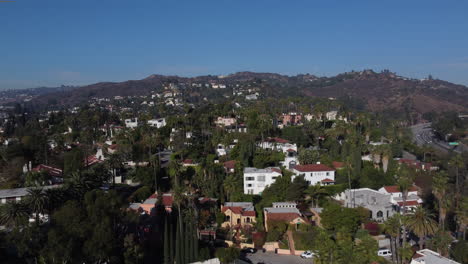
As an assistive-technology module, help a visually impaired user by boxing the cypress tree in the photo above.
[192,222,198,261]
[175,218,182,264]
[184,223,190,264]
[164,217,170,264]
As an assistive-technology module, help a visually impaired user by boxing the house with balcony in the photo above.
[259,137,297,154]
[147,118,166,128]
[243,167,282,195]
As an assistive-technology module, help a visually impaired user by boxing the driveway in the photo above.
[244,251,313,264]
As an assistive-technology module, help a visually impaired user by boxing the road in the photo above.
[410,123,466,154]
[244,252,312,264]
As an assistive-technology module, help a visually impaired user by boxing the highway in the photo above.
[410,123,466,154]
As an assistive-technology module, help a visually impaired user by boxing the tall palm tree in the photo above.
[449,155,464,202]
[223,174,239,202]
[381,145,392,173]
[26,188,49,225]
[432,171,449,229]
[0,201,28,228]
[107,153,123,186]
[455,197,468,240]
[384,214,402,263]
[406,206,438,250]
[397,164,414,251]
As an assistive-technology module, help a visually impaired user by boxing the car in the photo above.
[301,251,314,259]
[242,247,256,254]
[377,248,392,257]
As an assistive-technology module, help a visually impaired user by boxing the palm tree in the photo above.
[26,188,49,225]
[0,201,28,228]
[406,206,438,250]
[173,185,185,236]
[381,145,392,173]
[449,155,464,202]
[432,171,449,229]
[397,164,414,251]
[304,184,329,208]
[223,174,239,202]
[384,214,402,263]
[108,153,123,186]
[455,197,468,240]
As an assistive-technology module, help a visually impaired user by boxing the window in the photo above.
[272,176,278,180]
[257,175,266,182]
[246,177,255,181]
[377,211,383,218]
[326,172,330,176]
[246,217,251,223]
[226,215,230,222]
[247,184,253,187]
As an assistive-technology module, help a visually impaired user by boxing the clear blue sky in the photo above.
[1,0,468,89]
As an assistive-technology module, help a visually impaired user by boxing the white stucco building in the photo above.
[147,118,166,128]
[292,163,335,186]
[124,118,138,128]
[243,167,282,195]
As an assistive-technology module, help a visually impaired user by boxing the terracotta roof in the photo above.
[183,159,193,164]
[294,164,334,172]
[223,160,237,170]
[242,211,256,217]
[271,168,282,174]
[398,159,432,170]
[162,193,173,207]
[222,206,255,217]
[412,253,424,259]
[267,212,304,222]
[32,164,62,177]
[321,178,335,182]
[86,155,103,167]
[397,200,420,206]
[286,148,296,152]
[268,137,290,144]
[108,144,118,150]
[383,185,419,193]
[332,161,345,169]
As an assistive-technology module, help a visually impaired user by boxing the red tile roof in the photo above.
[267,137,290,144]
[223,160,237,170]
[86,155,103,167]
[332,161,345,169]
[286,148,296,152]
[383,185,419,193]
[183,159,193,164]
[32,164,63,177]
[271,168,282,174]
[397,200,420,206]
[222,206,255,217]
[294,164,334,172]
[162,194,173,207]
[267,212,304,222]
[321,178,335,182]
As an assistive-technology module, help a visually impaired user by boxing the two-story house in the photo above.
[292,163,335,186]
[378,185,422,212]
[221,202,256,228]
[243,167,282,195]
[263,202,308,231]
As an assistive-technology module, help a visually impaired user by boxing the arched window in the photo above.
[377,211,383,218]
[246,217,251,223]
[226,215,230,222]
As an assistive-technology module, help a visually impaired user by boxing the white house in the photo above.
[147,118,166,128]
[215,117,237,127]
[259,137,298,154]
[125,118,138,128]
[243,167,282,195]
[292,163,335,186]
[378,185,422,211]
[280,149,299,170]
[411,249,460,264]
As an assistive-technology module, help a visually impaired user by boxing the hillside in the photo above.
[30,70,468,115]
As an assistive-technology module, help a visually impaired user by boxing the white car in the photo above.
[301,251,314,259]
[377,249,392,257]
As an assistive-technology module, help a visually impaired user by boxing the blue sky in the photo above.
[1,0,468,89]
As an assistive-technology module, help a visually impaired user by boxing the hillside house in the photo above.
[147,118,166,128]
[263,202,308,231]
[336,188,395,222]
[243,167,282,195]
[124,118,138,128]
[292,163,335,186]
[378,185,422,212]
[259,137,297,154]
[221,202,256,228]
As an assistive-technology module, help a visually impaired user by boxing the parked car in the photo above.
[301,251,314,259]
[377,248,392,257]
[242,247,256,254]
